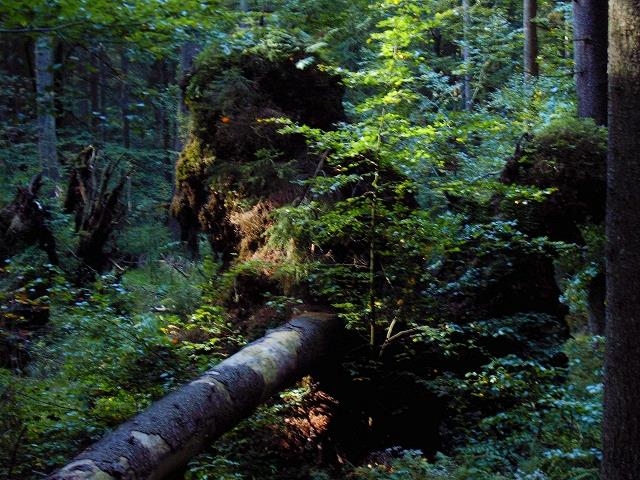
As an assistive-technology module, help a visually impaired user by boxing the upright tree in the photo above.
[573,0,608,126]
[462,0,472,110]
[523,0,539,77]
[175,39,201,152]
[120,49,131,148]
[603,0,640,478]
[573,0,609,337]
[87,43,105,136]
[34,34,59,181]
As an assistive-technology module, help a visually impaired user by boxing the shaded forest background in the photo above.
[0,1,608,479]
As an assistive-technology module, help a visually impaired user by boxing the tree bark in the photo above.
[53,41,70,128]
[35,35,59,181]
[462,0,472,111]
[89,44,101,134]
[587,271,606,336]
[120,50,131,149]
[156,59,174,182]
[65,146,127,275]
[603,1,640,478]
[1,38,28,122]
[523,0,539,78]
[573,0,608,126]
[573,0,609,336]
[172,40,201,242]
[175,40,200,152]
[99,46,108,142]
[432,28,442,57]
[48,312,339,480]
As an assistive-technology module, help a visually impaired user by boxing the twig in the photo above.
[160,255,189,279]
[379,326,427,357]
[469,170,501,183]
[292,149,330,205]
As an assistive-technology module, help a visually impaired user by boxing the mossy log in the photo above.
[48,312,338,480]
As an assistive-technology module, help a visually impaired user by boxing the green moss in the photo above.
[519,116,607,187]
[175,138,216,185]
[171,33,344,263]
[90,391,141,426]
[500,116,607,242]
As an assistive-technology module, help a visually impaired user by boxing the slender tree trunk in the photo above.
[53,41,69,129]
[462,0,472,110]
[48,313,339,480]
[153,59,174,182]
[4,38,29,123]
[25,37,37,93]
[175,41,200,152]
[573,0,608,126]
[587,272,606,336]
[603,1,640,478]
[563,7,571,59]
[172,41,201,242]
[523,0,539,77]
[506,0,517,23]
[432,28,442,57]
[35,35,59,182]
[78,49,90,124]
[89,44,101,134]
[99,46,108,142]
[573,0,609,336]
[160,61,172,163]
[120,50,131,149]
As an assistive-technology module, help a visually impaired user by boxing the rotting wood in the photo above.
[47,312,339,480]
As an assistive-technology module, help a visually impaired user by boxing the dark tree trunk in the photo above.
[573,0,609,336]
[99,46,108,142]
[53,41,71,129]
[462,0,472,111]
[431,28,442,57]
[523,0,539,77]
[175,40,200,152]
[89,44,101,133]
[25,38,37,96]
[150,59,174,181]
[603,1,640,477]
[506,0,518,23]
[34,35,59,181]
[77,48,90,124]
[120,50,131,149]
[48,313,339,480]
[573,0,608,126]
[172,40,201,244]
[1,37,29,122]
[587,272,605,336]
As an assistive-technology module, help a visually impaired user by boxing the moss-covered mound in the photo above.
[500,117,606,242]
[171,42,345,262]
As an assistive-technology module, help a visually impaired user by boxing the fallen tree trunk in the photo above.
[48,312,339,480]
